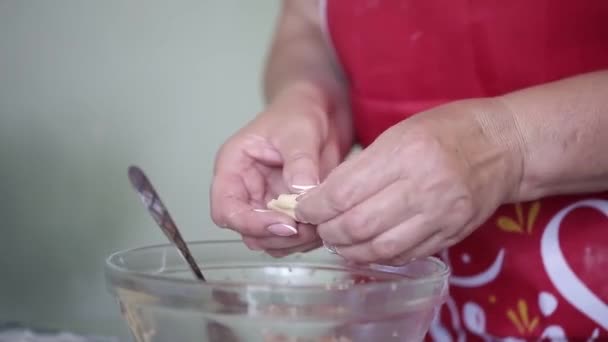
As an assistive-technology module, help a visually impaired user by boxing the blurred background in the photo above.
[0,0,279,338]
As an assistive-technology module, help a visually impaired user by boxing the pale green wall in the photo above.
[0,0,279,338]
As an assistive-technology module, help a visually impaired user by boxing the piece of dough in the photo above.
[266,193,299,220]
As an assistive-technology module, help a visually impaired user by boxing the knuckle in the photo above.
[325,185,356,213]
[434,227,451,242]
[371,238,400,260]
[342,212,377,243]
[452,195,475,224]
[346,225,370,244]
[338,248,370,264]
[442,236,462,249]
[435,199,475,240]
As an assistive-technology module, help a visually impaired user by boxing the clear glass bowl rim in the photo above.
[105,239,451,294]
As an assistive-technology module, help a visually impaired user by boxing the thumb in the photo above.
[273,123,322,193]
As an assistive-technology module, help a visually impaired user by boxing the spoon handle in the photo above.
[128,166,205,281]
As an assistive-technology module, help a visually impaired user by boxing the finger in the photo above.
[241,134,283,166]
[242,224,319,250]
[214,135,283,205]
[385,221,475,265]
[224,204,298,238]
[380,231,445,266]
[211,174,297,238]
[318,135,342,180]
[333,214,436,264]
[241,235,263,251]
[213,147,268,205]
[262,169,292,203]
[316,180,418,245]
[265,239,323,258]
[272,118,323,192]
[296,144,402,225]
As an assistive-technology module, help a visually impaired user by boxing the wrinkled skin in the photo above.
[296,99,523,265]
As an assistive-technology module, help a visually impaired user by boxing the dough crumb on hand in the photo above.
[266,193,299,220]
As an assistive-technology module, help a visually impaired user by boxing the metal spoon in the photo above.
[127,165,206,281]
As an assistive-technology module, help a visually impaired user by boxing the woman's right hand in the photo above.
[210,82,347,256]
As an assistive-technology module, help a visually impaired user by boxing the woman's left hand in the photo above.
[296,98,525,264]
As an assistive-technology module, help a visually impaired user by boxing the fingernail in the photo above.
[292,184,317,192]
[291,176,319,193]
[266,223,298,236]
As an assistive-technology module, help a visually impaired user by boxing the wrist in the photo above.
[270,78,355,155]
[268,78,339,111]
[266,80,332,120]
[465,97,528,203]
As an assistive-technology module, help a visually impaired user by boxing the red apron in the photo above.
[323,1,608,340]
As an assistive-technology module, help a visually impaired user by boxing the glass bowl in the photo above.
[105,240,449,342]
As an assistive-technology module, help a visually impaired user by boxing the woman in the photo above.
[210,0,608,339]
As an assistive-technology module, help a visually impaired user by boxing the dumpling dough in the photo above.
[267,193,299,220]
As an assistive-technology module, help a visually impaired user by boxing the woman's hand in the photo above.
[210,82,349,256]
[296,99,524,264]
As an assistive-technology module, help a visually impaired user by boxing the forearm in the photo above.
[263,0,353,153]
[497,70,608,201]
